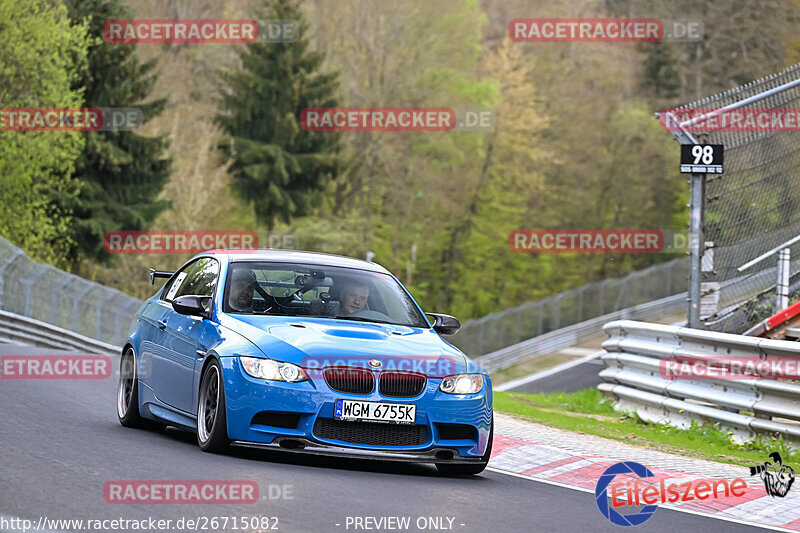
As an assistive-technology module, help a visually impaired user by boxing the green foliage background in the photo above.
[0,0,92,268]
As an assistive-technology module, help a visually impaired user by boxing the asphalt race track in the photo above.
[0,345,773,533]
[506,356,605,394]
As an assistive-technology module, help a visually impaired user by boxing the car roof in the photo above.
[205,249,391,274]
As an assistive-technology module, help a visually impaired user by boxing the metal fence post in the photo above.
[778,248,791,310]
[0,249,22,308]
[96,292,117,341]
[72,285,94,333]
[688,173,706,328]
[479,319,487,356]
[537,301,544,336]
[664,262,672,297]
[22,264,48,316]
[50,274,72,326]
[614,278,628,311]
[553,295,562,330]
[599,279,608,315]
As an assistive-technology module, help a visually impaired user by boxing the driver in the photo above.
[228,269,258,312]
[339,280,369,315]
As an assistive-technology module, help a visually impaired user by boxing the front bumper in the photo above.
[220,357,492,459]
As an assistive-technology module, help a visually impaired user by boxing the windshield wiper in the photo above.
[333,315,397,325]
[239,312,418,327]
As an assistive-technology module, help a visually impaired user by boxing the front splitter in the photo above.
[230,437,482,464]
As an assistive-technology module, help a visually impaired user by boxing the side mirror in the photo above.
[427,313,461,336]
[172,295,212,319]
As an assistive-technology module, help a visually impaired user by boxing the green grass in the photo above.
[494,389,800,467]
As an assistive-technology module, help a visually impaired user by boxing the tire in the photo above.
[435,418,493,476]
[197,359,230,453]
[117,347,164,430]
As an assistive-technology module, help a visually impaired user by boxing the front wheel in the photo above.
[435,418,493,476]
[197,359,230,453]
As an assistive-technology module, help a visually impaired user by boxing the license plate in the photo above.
[334,399,416,424]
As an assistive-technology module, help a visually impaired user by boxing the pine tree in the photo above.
[63,0,171,263]
[639,42,681,102]
[217,0,342,228]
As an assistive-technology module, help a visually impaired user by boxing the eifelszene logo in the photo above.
[596,461,749,526]
[595,462,658,527]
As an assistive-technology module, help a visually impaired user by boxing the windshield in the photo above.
[222,261,429,328]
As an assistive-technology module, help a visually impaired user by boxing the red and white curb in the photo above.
[491,414,800,531]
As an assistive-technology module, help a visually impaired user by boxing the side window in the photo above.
[174,258,220,299]
[161,261,197,303]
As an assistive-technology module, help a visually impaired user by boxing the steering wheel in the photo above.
[347,309,393,322]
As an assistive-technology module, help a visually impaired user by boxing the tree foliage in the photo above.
[0,0,92,268]
[218,0,343,229]
[63,0,171,264]
[9,0,798,322]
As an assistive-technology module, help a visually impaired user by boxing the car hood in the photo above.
[218,314,474,376]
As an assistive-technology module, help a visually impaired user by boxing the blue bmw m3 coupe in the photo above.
[117,250,493,475]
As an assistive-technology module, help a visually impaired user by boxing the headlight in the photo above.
[240,357,308,382]
[439,374,483,394]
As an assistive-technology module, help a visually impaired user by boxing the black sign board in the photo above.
[680,144,724,174]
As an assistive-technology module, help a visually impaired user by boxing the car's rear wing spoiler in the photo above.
[149,268,175,285]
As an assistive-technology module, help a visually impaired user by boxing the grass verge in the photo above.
[494,388,800,467]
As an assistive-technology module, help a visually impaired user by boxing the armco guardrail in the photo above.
[599,320,800,444]
[0,310,121,355]
[476,293,686,373]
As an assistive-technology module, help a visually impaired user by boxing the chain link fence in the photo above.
[666,62,800,332]
[450,257,688,357]
[0,229,687,357]
[0,235,141,347]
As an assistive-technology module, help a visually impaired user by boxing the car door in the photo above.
[138,262,194,395]
[154,257,220,413]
